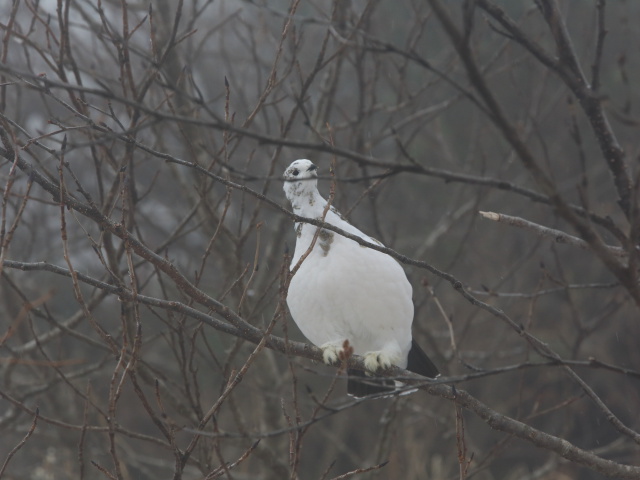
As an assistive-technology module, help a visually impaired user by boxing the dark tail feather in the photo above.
[347,369,395,397]
[407,339,439,378]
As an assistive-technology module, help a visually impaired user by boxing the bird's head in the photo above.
[283,159,319,204]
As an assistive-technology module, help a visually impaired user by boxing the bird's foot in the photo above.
[363,350,399,373]
[320,342,343,365]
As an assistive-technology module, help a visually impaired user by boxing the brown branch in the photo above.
[0,386,173,447]
[4,259,640,382]
[478,0,632,220]
[479,210,628,257]
[3,122,639,446]
[329,460,389,480]
[590,0,607,91]
[427,0,640,306]
[3,258,640,477]
[1,127,637,443]
[434,382,640,479]
[455,388,472,479]
[204,440,260,479]
[0,63,625,242]
[0,407,38,477]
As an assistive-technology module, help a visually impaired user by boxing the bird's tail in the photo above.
[406,339,439,378]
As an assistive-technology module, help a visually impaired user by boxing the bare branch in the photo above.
[479,210,628,257]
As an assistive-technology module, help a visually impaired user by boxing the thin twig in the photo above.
[479,210,628,257]
[0,408,39,477]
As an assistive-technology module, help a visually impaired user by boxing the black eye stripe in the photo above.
[292,168,299,176]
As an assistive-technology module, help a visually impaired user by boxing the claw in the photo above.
[363,351,396,372]
[320,342,342,365]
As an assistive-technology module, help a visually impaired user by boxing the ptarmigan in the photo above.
[283,159,439,397]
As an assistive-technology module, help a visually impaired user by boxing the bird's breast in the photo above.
[287,226,414,354]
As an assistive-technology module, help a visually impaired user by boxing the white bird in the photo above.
[283,159,439,396]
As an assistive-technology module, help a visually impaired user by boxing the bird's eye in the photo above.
[292,168,299,176]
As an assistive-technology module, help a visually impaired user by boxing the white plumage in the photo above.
[283,159,438,396]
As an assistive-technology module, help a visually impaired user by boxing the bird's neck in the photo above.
[288,187,327,218]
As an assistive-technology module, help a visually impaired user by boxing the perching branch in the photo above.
[2,258,640,478]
